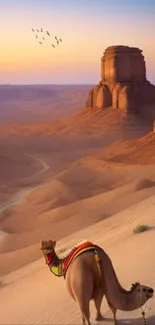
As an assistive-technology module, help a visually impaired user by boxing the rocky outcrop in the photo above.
[86,45,155,114]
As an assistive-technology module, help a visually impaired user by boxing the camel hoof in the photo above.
[95,313,104,321]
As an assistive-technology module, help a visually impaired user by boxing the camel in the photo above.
[41,239,154,325]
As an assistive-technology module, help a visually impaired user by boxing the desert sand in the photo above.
[0,198,155,324]
[0,85,155,324]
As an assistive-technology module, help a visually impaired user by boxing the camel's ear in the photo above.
[53,240,56,247]
[131,283,135,290]
[50,240,56,248]
[41,240,45,247]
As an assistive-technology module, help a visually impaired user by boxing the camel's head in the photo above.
[131,282,154,306]
[41,240,56,252]
[40,240,56,265]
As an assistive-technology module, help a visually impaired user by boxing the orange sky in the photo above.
[1,0,155,84]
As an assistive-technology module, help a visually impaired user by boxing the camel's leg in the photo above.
[81,315,86,325]
[79,304,91,325]
[68,259,93,325]
[82,314,91,325]
[94,289,104,321]
[107,301,117,325]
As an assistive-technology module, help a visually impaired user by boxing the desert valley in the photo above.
[0,44,155,325]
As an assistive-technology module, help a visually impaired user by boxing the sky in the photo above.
[0,0,155,85]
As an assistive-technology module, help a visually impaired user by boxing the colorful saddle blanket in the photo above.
[62,240,101,278]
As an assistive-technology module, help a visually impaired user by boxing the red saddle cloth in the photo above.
[62,240,100,278]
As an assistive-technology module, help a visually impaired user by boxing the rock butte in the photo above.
[86,45,155,114]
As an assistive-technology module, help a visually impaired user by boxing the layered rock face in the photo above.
[86,45,155,114]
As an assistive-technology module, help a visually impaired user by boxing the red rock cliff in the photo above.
[86,45,155,114]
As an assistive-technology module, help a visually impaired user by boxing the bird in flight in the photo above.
[55,36,62,45]
[31,28,62,48]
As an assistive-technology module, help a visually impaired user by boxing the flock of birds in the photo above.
[31,28,62,48]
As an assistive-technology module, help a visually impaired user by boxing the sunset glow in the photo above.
[1,0,155,84]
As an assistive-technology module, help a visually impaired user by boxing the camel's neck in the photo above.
[43,249,64,277]
[101,251,140,311]
[106,285,140,311]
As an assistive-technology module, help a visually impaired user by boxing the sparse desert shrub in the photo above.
[133,224,149,234]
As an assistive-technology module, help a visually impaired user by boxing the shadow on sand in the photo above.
[93,314,155,325]
[117,314,155,324]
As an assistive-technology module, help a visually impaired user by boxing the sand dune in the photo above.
[1,160,155,261]
[0,194,155,324]
[0,115,155,263]
[0,87,155,325]
[0,105,152,207]
[28,179,77,206]
[8,106,152,138]
[97,131,155,165]
[134,178,155,191]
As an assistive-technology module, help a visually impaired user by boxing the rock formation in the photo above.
[86,45,155,114]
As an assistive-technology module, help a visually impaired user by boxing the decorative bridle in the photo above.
[138,286,151,325]
[41,245,65,277]
[141,308,147,325]
[41,247,55,265]
[41,240,103,279]
[140,298,151,325]
[129,282,152,325]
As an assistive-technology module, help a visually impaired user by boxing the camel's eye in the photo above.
[143,288,147,292]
